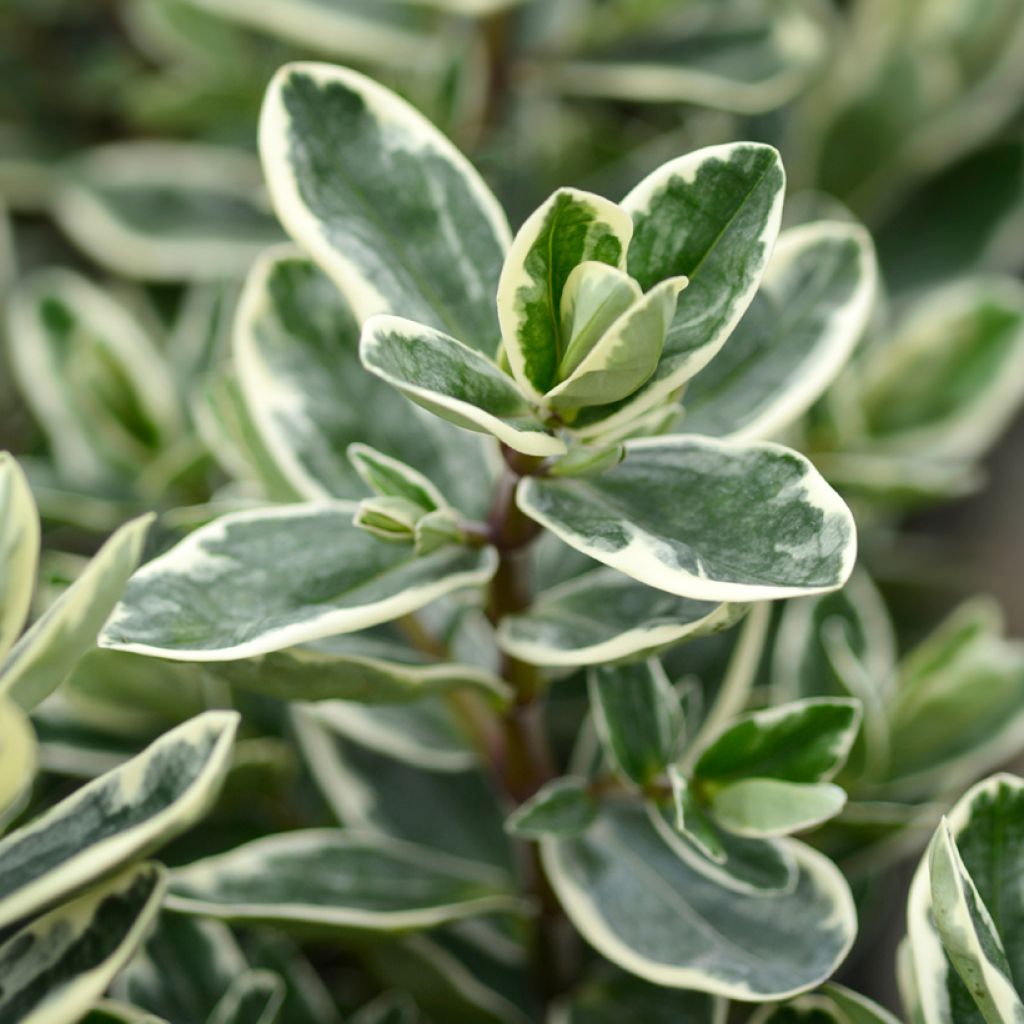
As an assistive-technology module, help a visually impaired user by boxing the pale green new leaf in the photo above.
[235,249,490,511]
[681,221,877,441]
[348,443,447,511]
[169,830,521,931]
[497,567,735,668]
[590,660,684,786]
[545,278,687,411]
[0,697,36,829]
[506,777,597,839]
[260,62,510,354]
[207,970,286,1024]
[0,453,38,660]
[54,142,281,280]
[0,710,238,929]
[0,863,166,1024]
[928,818,1024,1024]
[552,967,724,1023]
[570,143,785,439]
[0,512,153,711]
[694,698,862,784]
[518,437,856,603]
[497,187,633,399]
[361,315,565,457]
[907,773,1024,1024]
[100,503,497,661]
[542,802,855,998]
[709,779,847,838]
[7,270,180,490]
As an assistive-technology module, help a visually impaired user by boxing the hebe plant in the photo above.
[4,58,1024,1024]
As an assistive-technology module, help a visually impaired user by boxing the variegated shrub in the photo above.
[4,50,1024,1024]
[85,59,879,1011]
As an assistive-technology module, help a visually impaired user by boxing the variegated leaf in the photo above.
[208,970,286,1024]
[681,221,876,441]
[0,863,166,1024]
[0,453,38,661]
[100,504,497,661]
[543,802,856,998]
[235,249,491,512]
[0,710,238,929]
[168,830,521,931]
[569,143,785,439]
[0,696,36,829]
[496,187,633,399]
[260,62,510,354]
[0,513,153,711]
[518,437,856,603]
[54,142,281,280]
[708,779,847,839]
[360,314,565,457]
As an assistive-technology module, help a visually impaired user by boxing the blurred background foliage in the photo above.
[3,0,1024,1010]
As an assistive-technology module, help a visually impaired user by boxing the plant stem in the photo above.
[484,451,571,1007]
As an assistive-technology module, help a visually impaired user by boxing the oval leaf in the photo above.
[517,436,856,603]
[100,504,497,661]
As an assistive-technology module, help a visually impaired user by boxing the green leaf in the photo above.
[294,701,511,869]
[497,567,735,668]
[590,660,684,786]
[361,314,565,457]
[658,776,798,895]
[694,698,862,784]
[212,643,508,706]
[709,779,847,838]
[260,62,510,354]
[0,512,153,711]
[569,143,785,439]
[772,569,896,705]
[518,437,856,602]
[542,802,855,998]
[351,992,417,1024]
[0,697,36,829]
[348,443,447,511]
[99,504,497,661]
[115,914,249,1024]
[553,967,724,1023]
[928,818,1024,1024]
[546,278,687,412]
[497,188,633,398]
[235,250,490,511]
[885,599,1024,796]
[681,221,876,440]
[907,774,1024,1024]
[506,777,598,839]
[168,830,522,932]
[554,0,827,113]
[208,970,286,1024]
[0,453,38,661]
[54,142,281,280]
[7,269,180,490]
[0,710,237,929]
[0,863,166,1024]
[857,278,1024,461]
[548,444,625,478]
